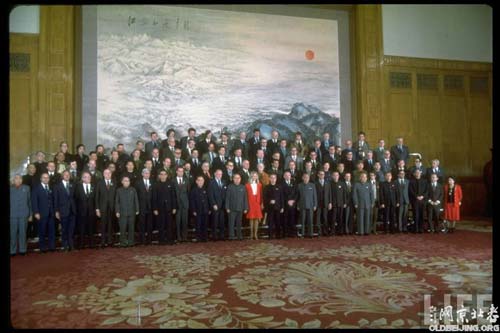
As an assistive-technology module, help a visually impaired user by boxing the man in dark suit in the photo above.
[392,159,410,179]
[46,161,61,189]
[267,159,283,183]
[247,128,262,159]
[427,173,443,233]
[95,145,109,172]
[427,159,445,184]
[33,151,48,179]
[74,144,89,172]
[409,169,428,233]
[145,131,162,158]
[323,145,338,171]
[152,170,178,245]
[282,171,298,238]
[297,173,317,238]
[239,160,251,184]
[173,166,190,242]
[330,171,347,235]
[263,173,284,239]
[207,169,227,241]
[315,170,331,237]
[32,173,56,253]
[368,172,380,234]
[311,139,324,165]
[211,146,227,174]
[268,129,281,154]
[95,169,116,247]
[54,170,76,251]
[188,149,202,177]
[396,170,410,233]
[410,158,427,180]
[379,150,395,175]
[285,147,304,171]
[230,148,244,173]
[222,160,235,184]
[277,139,289,168]
[363,150,376,173]
[150,148,162,174]
[390,137,410,165]
[75,171,97,249]
[172,148,186,170]
[135,168,154,245]
[320,132,334,156]
[196,130,215,157]
[190,178,210,242]
[67,160,80,185]
[231,131,249,159]
[251,149,269,172]
[162,137,177,163]
[343,172,354,234]
[180,127,197,150]
[182,139,197,161]
[379,172,399,234]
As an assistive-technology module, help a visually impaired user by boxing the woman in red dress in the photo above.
[443,176,463,233]
[246,171,263,240]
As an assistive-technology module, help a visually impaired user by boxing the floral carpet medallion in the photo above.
[28,242,492,329]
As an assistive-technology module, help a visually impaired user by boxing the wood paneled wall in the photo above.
[9,5,74,171]
[9,34,39,172]
[353,5,492,216]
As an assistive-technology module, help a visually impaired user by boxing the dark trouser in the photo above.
[119,215,135,246]
[383,205,396,233]
[228,211,243,240]
[412,200,425,233]
[138,212,153,244]
[210,209,225,240]
[284,205,296,237]
[176,207,189,241]
[300,208,314,237]
[100,208,114,245]
[158,212,174,244]
[427,204,441,232]
[60,214,76,249]
[398,203,408,232]
[331,206,344,235]
[356,207,371,235]
[196,213,208,241]
[28,219,38,239]
[78,214,96,248]
[38,215,55,251]
[267,209,281,238]
[10,217,28,254]
[372,201,379,233]
[344,205,353,234]
[315,207,328,236]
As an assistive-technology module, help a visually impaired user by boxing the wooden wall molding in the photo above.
[383,55,492,72]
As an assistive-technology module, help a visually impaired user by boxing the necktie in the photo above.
[176,159,180,165]
[106,180,110,189]
[146,180,149,190]
[153,141,157,148]
[44,184,48,192]
[178,177,182,185]
[320,180,324,186]
[171,147,174,152]
[218,179,222,188]
[85,184,88,195]
[65,182,69,194]
[400,179,403,185]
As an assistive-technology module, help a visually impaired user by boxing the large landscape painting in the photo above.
[97,5,340,149]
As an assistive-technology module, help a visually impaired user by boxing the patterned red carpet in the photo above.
[10,221,492,329]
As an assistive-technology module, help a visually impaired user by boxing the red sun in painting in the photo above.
[305,49,315,61]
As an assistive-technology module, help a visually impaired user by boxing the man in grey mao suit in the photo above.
[10,175,32,255]
[297,173,317,238]
[225,173,248,240]
[353,172,374,235]
[115,176,139,247]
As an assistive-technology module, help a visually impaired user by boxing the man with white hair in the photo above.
[10,175,32,256]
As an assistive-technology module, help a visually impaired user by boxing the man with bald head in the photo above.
[10,175,32,255]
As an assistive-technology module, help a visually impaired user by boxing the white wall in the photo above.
[9,5,40,34]
[382,4,492,62]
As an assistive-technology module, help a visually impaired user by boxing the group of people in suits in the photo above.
[10,129,463,256]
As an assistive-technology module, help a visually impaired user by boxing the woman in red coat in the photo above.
[246,171,263,240]
[443,176,463,233]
